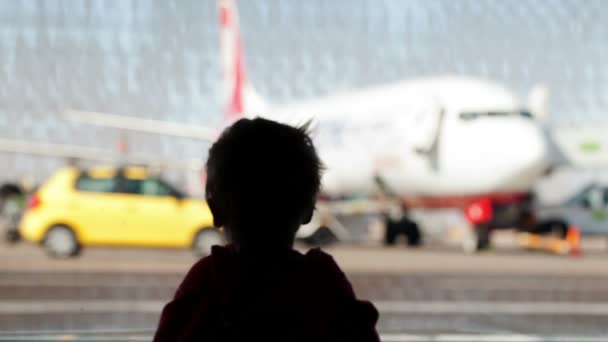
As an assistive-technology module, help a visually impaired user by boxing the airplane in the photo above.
[58,0,557,251]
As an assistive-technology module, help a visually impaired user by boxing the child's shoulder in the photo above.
[303,248,354,296]
[191,244,234,269]
[174,245,234,298]
[304,247,336,264]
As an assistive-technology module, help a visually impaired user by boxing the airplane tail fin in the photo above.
[527,84,550,123]
[526,84,571,168]
[219,0,267,120]
[526,84,608,168]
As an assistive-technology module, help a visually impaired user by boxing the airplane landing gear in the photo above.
[384,216,422,247]
[475,225,492,251]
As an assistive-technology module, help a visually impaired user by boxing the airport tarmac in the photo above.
[2,235,608,275]
[2,240,608,340]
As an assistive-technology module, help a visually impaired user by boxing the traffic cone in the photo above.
[566,225,582,256]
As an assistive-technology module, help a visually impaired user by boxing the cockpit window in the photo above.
[459,110,533,121]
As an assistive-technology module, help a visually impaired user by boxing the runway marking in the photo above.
[0,300,165,314]
[0,334,607,342]
[3,300,608,316]
[380,334,608,342]
[2,277,607,291]
[0,329,153,336]
[374,301,608,315]
[0,278,179,287]
[0,336,149,341]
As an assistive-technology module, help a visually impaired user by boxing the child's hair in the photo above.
[205,118,323,246]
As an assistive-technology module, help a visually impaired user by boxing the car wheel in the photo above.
[193,228,225,257]
[547,220,568,238]
[44,225,80,258]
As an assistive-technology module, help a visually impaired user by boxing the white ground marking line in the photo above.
[374,301,608,315]
[0,278,177,287]
[2,276,607,291]
[0,300,166,314]
[0,335,607,342]
[380,335,608,342]
[379,334,434,342]
[0,328,155,336]
[0,337,149,341]
[4,300,608,315]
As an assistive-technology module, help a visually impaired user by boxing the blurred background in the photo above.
[1,0,608,181]
[2,0,608,341]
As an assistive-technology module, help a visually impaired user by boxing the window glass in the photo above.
[141,179,173,196]
[120,178,141,194]
[602,188,608,206]
[459,112,479,121]
[75,175,117,193]
[118,178,177,196]
[459,111,532,121]
[585,187,604,209]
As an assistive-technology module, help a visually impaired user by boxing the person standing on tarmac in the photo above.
[154,118,380,342]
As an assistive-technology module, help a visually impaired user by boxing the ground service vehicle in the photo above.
[536,183,608,236]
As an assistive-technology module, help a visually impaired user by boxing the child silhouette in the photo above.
[154,118,379,342]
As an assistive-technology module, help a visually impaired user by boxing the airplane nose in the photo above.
[525,125,550,168]
[495,119,550,188]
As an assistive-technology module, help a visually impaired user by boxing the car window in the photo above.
[119,178,178,197]
[571,185,596,208]
[141,179,174,196]
[121,178,142,194]
[582,187,605,209]
[603,188,608,207]
[75,175,118,193]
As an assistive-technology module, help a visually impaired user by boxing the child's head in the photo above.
[205,118,323,249]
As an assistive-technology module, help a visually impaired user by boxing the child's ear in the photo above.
[207,198,225,227]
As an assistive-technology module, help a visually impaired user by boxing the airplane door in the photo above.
[405,105,444,170]
[407,106,441,154]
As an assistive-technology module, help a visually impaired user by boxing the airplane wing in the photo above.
[0,138,116,162]
[0,138,204,171]
[63,110,219,142]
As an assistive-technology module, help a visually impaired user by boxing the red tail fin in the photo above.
[219,0,266,120]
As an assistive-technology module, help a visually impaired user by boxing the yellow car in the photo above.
[19,166,223,257]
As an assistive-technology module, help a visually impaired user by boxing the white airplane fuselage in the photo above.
[216,0,551,204]
[259,76,550,200]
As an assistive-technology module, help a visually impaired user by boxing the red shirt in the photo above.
[154,245,380,342]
